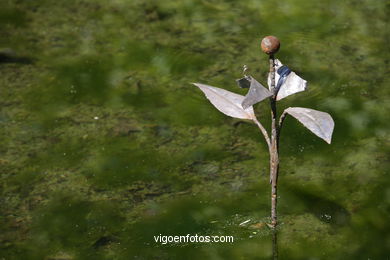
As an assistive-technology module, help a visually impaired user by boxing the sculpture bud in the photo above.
[261,36,280,55]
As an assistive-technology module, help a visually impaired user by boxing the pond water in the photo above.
[0,0,389,259]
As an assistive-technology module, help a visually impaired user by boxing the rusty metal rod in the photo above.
[261,35,281,228]
[269,54,279,228]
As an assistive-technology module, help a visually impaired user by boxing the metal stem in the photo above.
[278,110,288,147]
[269,54,279,228]
[253,118,271,150]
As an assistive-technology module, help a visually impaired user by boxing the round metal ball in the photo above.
[261,36,280,55]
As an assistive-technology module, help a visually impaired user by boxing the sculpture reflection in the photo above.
[272,229,278,260]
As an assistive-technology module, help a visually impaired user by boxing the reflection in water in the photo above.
[272,230,278,260]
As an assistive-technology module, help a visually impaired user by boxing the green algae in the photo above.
[1,0,389,259]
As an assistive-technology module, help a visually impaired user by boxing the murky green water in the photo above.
[1,0,389,259]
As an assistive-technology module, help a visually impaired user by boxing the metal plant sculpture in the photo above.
[193,36,334,228]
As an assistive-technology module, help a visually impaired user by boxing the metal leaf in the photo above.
[268,59,307,101]
[241,76,273,109]
[285,107,334,144]
[236,76,251,88]
[193,83,256,120]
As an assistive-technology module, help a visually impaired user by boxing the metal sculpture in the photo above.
[193,36,334,228]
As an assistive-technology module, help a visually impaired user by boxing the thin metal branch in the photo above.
[253,118,271,150]
[270,99,278,185]
[277,110,288,145]
[278,110,288,129]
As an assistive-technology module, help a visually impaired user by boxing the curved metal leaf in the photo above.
[193,83,256,120]
[285,107,334,144]
[277,72,307,101]
[268,59,307,101]
[242,76,273,109]
[236,76,251,88]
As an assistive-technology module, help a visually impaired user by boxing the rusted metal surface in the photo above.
[261,36,280,55]
[268,55,279,228]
